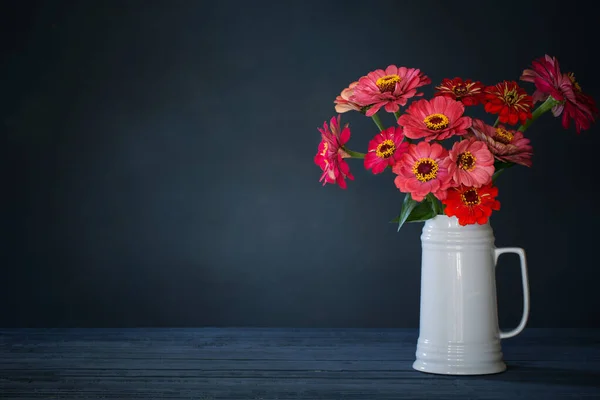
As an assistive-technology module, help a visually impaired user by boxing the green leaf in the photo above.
[390,194,416,226]
[426,193,441,215]
[493,160,513,171]
[405,200,436,223]
[390,194,437,232]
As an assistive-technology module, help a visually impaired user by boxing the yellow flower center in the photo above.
[457,151,476,171]
[376,74,401,93]
[568,72,582,92]
[500,84,527,106]
[461,188,481,206]
[494,127,514,144]
[453,84,468,96]
[423,113,449,130]
[376,139,396,159]
[412,158,439,182]
[504,92,517,104]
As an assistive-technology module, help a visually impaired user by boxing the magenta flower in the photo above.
[562,73,598,134]
[364,126,409,174]
[520,54,574,107]
[521,55,598,134]
[314,116,354,189]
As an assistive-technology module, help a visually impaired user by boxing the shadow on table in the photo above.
[479,364,600,388]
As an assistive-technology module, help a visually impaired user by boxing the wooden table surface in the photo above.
[1,328,599,399]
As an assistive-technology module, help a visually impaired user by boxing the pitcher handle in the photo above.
[494,247,530,339]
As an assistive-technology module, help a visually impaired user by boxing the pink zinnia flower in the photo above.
[334,81,362,113]
[447,138,495,187]
[314,116,354,189]
[364,126,409,174]
[392,141,452,202]
[562,72,598,134]
[397,96,472,142]
[469,119,533,167]
[351,65,431,117]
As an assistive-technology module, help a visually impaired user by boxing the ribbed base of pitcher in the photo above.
[413,359,506,375]
[413,339,507,375]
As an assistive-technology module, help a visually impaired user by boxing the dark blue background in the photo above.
[3,0,599,328]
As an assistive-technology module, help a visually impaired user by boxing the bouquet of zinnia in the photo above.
[314,55,598,229]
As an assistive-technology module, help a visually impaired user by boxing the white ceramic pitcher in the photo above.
[412,215,530,375]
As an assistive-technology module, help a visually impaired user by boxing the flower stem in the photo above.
[492,168,506,183]
[493,117,500,127]
[371,112,385,132]
[492,161,514,183]
[394,111,402,120]
[518,96,560,132]
[343,148,365,159]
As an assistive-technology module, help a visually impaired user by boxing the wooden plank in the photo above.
[1,328,599,399]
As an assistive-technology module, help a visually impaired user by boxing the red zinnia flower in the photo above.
[483,81,533,125]
[442,184,501,226]
[434,77,485,106]
[364,126,409,174]
[314,116,354,189]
